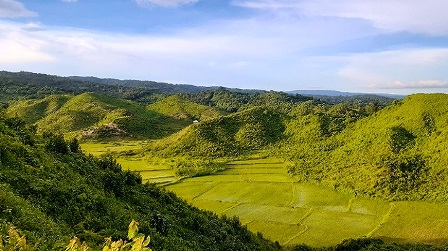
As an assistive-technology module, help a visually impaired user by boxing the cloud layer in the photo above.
[0,0,37,18]
[234,0,448,35]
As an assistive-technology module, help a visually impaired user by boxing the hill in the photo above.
[180,89,312,113]
[152,106,285,159]
[0,112,281,251]
[6,93,190,139]
[5,94,71,124]
[282,93,448,201]
[147,95,224,121]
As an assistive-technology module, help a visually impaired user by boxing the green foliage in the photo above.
[180,89,311,113]
[65,220,152,251]
[389,126,416,153]
[180,88,253,112]
[0,226,34,251]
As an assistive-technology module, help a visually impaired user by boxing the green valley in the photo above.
[3,71,448,250]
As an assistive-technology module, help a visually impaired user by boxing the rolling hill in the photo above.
[154,106,286,158]
[147,95,224,121]
[283,93,448,201]
[6,93,193,139]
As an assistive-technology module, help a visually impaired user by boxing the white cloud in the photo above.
[62,0,78,3]
[135,0,198,7]
[0,0,37,18]
[233,0,448,36]
[371,80,448,89]
[334,48,448,92]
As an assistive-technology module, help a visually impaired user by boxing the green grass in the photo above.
[7,93,194,139]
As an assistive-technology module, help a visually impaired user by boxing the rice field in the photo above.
[165,157,448,247]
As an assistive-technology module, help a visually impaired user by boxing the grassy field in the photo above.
[80,142,448,247]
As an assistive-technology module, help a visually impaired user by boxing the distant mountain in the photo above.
[68,75,212,93]
[288,90,404,99]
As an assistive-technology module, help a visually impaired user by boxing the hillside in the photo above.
[5,94,71,124]
[153,106,285,158]
[0,112,280,251]
[6,93,191,139]
[147,95,224,121]
[283,94,448,201]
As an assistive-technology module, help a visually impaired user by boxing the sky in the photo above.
[1,0,448,94]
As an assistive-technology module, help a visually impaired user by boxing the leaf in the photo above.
[128,220,138,240]
[131,236,143,251]
[142,236,150,247]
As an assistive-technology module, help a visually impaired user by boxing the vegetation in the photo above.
[281,94,448,201]
[146,95,224,121]
[4,71,448,250]
[152,106,285,158]
[0,71,211,104]
[180,88,312,113]
[6,93,203,140]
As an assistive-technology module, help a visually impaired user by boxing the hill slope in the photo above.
[147,95,224,121]
[6,94,71,124]
[0,113,280,251]
[154,106,285,158]
[6,93,192,139]
[284,94,448,201]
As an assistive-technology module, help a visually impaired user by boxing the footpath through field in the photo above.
[165,156,448,247]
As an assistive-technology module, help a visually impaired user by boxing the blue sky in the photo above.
[1,0,448,94]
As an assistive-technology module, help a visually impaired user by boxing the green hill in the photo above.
[6,93,192,140]
[147,95,224,121]
[6,94,71,124]
[0,113,280,251]
[283,94,448,201]
[156,106,285,158]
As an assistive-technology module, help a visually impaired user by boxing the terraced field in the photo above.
[81,141,177,184]
[165,157,448,247]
